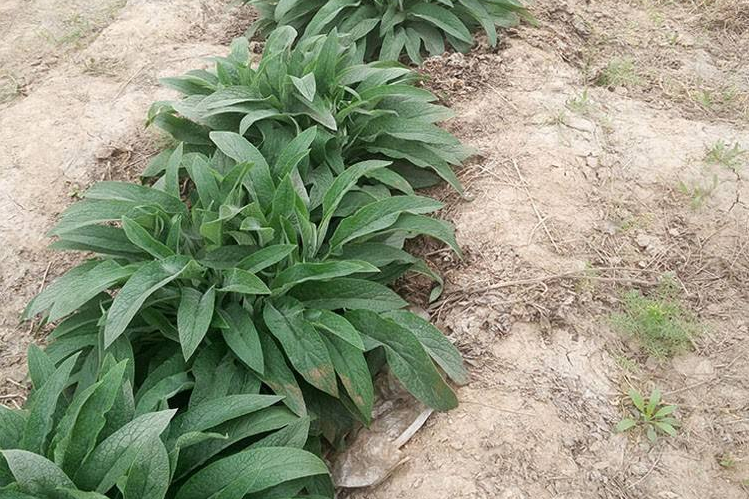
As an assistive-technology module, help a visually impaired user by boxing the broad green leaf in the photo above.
[410,3,473,43]
[50,225,144,259]
[1,450,74,499]
[384,310,467,385]
[24,260,134,323]
[168,394,282,440]
[328,196,443,251]
[173,407,298,480]
[219,304,265,374]
[615,418,637,432]
[383,213,462,256]
[84,181,186,215]
[21,354,79,454]
[629,390,645,413]
[122,217,174,260]
[52,361,127,476]
[219,268,271,295]
[257,332,307,417]
[163,142,184,199]
[303,0,360,36]
[305,309,364,350]
[317,160,389,244]
[122,437,170,499]
[321,334,373,423]
[210,132,275,210]
[133,372,193,416]
[291,278,406,312]
[290,74,317,102]
[0,406,26,449]
[249,417,310,450]
[177,287,216,360]
[74,410,176,493]
[175,447,328,499]
[263,302,338,397]
[27,345,55,391]
[271,260,378,294]
[104,256,194,348]
[346,310,457,411]
[48,200,137,235]
[56,489,110,499]
[237,244,296,273]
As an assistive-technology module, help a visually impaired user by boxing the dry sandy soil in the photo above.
[1,0,748,498]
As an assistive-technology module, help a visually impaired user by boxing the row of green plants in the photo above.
[1,4,526,498]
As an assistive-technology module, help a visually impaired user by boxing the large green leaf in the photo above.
[21,354,79,454]
[104,256,195,348]
[328,196,443,251]
[384,310,467,385]
[74,410,176,493]
[291,278,406,312]
[168,395,282,440]
[219,304,265,374]
[1,450,74,499]
[121,437,170,499]
[51,361,128,476]
[270,260,378,294]
[175,447,328,499]
[177,287,216,361]
[263,301,338,397]
[346,310,457,411]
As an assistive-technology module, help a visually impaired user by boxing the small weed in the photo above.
[0,74,22,104]
[693,86,741,111]
[705,140,746,170]
[596,58,641,88]
[614,354,641,373]
[545,110,567,126]
[677,174,719,209]
[616,388,680,442]
[718,454,736,469]
[611,279,700,358]
[566,89,593,115]
[82,56,124,77]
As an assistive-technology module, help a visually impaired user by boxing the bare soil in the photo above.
[1,0,748,497]
[349,0,749,497]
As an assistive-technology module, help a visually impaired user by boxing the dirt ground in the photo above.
[1,0,748,497]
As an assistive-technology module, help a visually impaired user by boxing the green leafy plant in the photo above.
[595,57,641,88]
[24,138,467,447]
[611,282,700,359]
[705,140,746,170]
[147,29,471,195]
[0,349,330,498]
[616,388,679,442]
[245,0,531,64]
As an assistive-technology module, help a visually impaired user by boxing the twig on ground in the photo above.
[511,158,561,253]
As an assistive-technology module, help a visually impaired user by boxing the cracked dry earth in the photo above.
[1,0,749,498]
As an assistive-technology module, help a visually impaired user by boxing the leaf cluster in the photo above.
[147,29,471,195]
[246,0,532,64]
[3,9,478,497]
[6,128,467,497]
[0,349,329,499]
[616,388,680,442]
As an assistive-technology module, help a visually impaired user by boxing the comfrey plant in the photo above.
[22,138,467,450]
[147,29,471,195]
[0,351,331,498]
[245,0,531,63]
